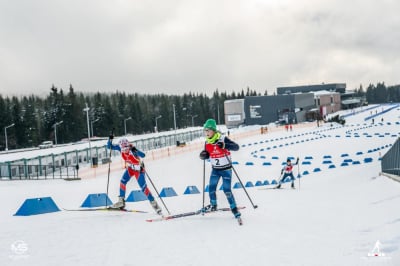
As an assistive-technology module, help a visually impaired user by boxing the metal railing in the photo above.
[0,164,78,180]
[0,129,203,180]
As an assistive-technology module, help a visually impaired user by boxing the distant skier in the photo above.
[199,118,241,219]
[107,136,162,215]
[275,157,299,189]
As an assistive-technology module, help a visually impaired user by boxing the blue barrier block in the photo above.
[302,161,311,165]
[183,186,200,195]
[341,162,349,166]
[126,190,147,202]
[233,182,242,189]
[245,181,254,187]
[344,159,353,163]
[263,180,270,186]
[245,162,254,166]
[271,180,278,185]
[356,151,363,155]
[323,160,332,164]
[305,156,313,160]
[262,162,272,166]
[313,168,321,172]
[160,187,178,197]
[255,181,263,186]
[204,185,209,192]
[352,161,361,165]
[328,164,336,169]
[81,193,113,207]
[364,158,373,163]
[15,197,61,216]
[232,161,239,165]
[302,171,309,175]
[272,156,279,160]
[323,155,332,159]
[341,153,349,157]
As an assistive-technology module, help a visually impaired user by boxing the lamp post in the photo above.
[189,114,198,127]
[91,118,100,138]
[124,117,132,135]
[83,103,92,165]
[53,120,63,145]
[4,123,15,151]
[172,104,177,131]
[155,115,162,133]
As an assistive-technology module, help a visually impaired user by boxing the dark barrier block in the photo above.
[183,186,200,195]
[245,181,254,187]
[364,158,373,163]
[159,187,178,197]
[15,197,61,216]
[233,182,242,189]
[81,193,113,207]
[126,190,147,202]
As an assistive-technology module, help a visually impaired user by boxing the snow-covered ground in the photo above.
[1,104,400,266]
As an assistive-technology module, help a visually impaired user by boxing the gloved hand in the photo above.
[216,141,225,149]
[140,161,145,171]
[199,150,210,160]
[131,146,137,153]
[281,169,284,175]
[296,157,299,164]
[109,134,114,140]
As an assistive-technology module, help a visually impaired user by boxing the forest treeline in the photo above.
[0,85,264,150]
[0,82,399,150]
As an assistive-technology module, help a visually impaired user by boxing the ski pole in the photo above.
[201,144,206,215]
[106,128,114,207]
[144,170,171,214]
[297,157,301,190]
[225,155,258,209]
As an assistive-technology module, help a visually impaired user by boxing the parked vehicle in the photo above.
[39,141,53,149]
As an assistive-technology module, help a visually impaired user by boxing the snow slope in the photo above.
[1,104,400,266]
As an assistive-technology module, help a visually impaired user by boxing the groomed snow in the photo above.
[1,104,400,266]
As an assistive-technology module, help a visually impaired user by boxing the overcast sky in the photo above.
[0,0,399,97]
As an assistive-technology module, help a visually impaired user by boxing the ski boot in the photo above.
[232,207,243,225]
[201,204,217,213]
[231,207,241,218]
[112,196,125,209]
[150,200,162,216]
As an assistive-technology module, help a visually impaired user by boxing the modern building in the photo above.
[313,90,341,117]
[243,93,315,126]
